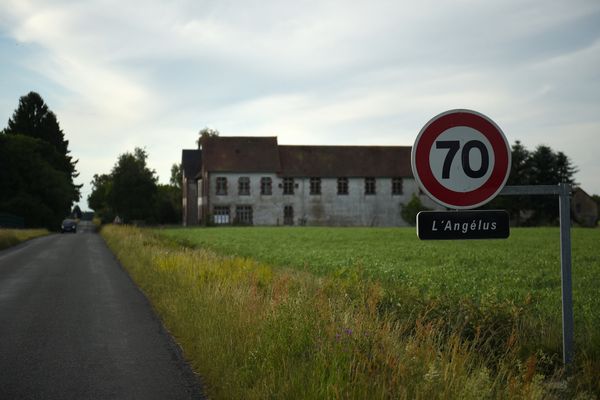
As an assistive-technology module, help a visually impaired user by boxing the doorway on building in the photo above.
[283,205,294,225]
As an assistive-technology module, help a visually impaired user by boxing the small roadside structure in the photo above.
[572,187,598,227]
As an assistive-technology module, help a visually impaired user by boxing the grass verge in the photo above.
[102,225,597,399]
[0,228,49,250]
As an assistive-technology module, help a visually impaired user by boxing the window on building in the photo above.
[392,177,403,195]
[283,177,294,195]
[213,206,230,225]
[337,177,349,195]
[284,205,294,225]
[310,177,321,195]
[235,205,253,225]
[365,177,376,195]
[216,177,227,195]
[261,177,272,195]
[238,177,250,195]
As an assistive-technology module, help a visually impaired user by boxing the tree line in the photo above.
[1,94,581,228]
[0,92,80,230]
[486,140,578,225]
[88,148,181,225]
[87,129,220,225]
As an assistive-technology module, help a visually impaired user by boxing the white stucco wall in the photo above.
[207,172,437,226]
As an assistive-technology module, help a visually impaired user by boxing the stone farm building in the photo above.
[181,136,438,227]
[572,187,598,227]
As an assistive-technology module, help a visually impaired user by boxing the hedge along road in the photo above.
[0,221,204,399]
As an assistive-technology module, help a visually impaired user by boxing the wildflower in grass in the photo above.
[335,327,354,342]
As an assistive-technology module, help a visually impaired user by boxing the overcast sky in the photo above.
[1,0,599,208]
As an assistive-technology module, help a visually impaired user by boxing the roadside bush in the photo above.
[401,193,431,226]
[0,228,49,250]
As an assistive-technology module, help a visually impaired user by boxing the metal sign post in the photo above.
[412,110,574,367]
[500,183,574,366]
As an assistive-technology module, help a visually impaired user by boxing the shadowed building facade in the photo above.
[181,136,437,226]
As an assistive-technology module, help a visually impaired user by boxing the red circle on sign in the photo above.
[411,110,511,209]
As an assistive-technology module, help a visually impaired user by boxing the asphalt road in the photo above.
[0,221,204,399]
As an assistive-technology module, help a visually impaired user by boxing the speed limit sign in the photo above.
[411,109,511,209]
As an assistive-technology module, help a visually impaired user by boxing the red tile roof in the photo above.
[201,136,281,172]
[198,136,413,177]
[279,145,412,177]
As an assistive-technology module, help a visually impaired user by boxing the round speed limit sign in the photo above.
[411,109,511,209]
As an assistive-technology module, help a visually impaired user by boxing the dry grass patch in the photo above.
[0,228,49,250]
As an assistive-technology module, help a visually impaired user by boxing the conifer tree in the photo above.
[1,92,80,229]
[3,91,81,198]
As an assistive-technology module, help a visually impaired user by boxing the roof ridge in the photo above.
[278,144,411,148]
[205,136,278,139]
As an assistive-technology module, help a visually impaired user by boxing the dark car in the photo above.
[61,219,77,233]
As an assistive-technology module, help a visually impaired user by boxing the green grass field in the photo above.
[103,225,600,398]
[157,227,599,332]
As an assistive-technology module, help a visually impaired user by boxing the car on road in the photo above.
[61,219,77,233]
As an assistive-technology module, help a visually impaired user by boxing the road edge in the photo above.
[97,231,207,400]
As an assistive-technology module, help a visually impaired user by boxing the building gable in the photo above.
[181,149,202,180]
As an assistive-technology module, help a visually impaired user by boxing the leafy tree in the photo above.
[170,163,182,190]
[0,135,74,229]
[156,184,181,225]
[401,194,430,226]
[1,92,80,229]
[162,163,183,224]
[196,127,219,148]
[487,141,533,224]
[88,174,114,223]
[3,92,67,152]
[89,150,183,225]
[3,92,81,199]
[507,141,532,186]
[527,145,577,224]
[555,151,578,185]
[529,145,558,185]
[486,141,578,225]
[109,148,158,223]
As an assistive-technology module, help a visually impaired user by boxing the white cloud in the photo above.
[7,0,159,121]
[1,0,600,206]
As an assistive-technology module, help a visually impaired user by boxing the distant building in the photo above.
[572,187,598,227]
[181,136,438,227]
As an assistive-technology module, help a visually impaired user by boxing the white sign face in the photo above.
[411,109,511,209]
[429,126,495,193]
